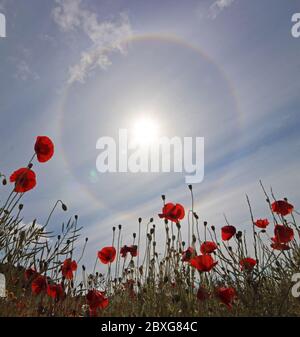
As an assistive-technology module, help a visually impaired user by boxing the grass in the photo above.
[0,137,300,317]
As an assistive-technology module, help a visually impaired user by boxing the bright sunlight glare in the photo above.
[131,116,160,147]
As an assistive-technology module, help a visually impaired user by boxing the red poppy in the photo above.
[34,136,54,163]
[240,257,257,271]
[129,245,138,257]
[86,290,109,312]
[221,226,236,241]
[197,286,210,301]
[159,203,185,223]
[47,284,65,301]
[270,237,291,251]
[10,168,36,193]
[255,219,269,229]
[182,247,196,262]
[120,245,138,258]
[98,246,116,264]
[120,245,129,258]
[216,287,236,309]
[24,268,38,281]
[61,258,77,280]
[271,200,294,216]
[190,254,218,272]
[274,224,294,244]
[31,275,47,295]
[200,241,217,254]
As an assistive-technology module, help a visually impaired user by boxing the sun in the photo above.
[131,116,160,147]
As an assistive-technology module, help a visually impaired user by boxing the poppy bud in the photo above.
[138,217,142,223]
[211,226,215,231]
[161,195,165,201]
[113,226,116,231]
[85,237,88,242]
[57,235,61,240]
[75,215,78,220]
[164,219,168,225]
[133,233,136,238]
[188,184,192,190]
[236,231,242,239]
[228,246,232,251]
[204,221,207,226]
[266,198,270,203]
[61,203,67,211]
[182,241,185,247]
[150,218,154,222]
[28,163,33,169]
[284,197,288,202]
[18,204,23,210]
[2,178,7,185]
[193,212,199,219]
[261,229,266,233]
[82,265,86,271]
[118,224,122,230]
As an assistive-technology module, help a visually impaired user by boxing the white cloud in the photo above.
[52,0,132,83]
[209,0,235,19]
[10,47,40,81]
[14,60,40,81]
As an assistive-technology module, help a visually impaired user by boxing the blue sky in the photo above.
[0,0,300,272]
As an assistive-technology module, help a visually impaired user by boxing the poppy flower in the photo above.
[216,287,236,309]
[240,257,257,271]
[24,268,38,281]
[274,224,294,244]
[98,246,116,264]
[200,241,218,254]
[10,168,36,193]
[120,245,129,258]
[61,258,77,280]
[197,286,210,301]
[34,136,54,163]
[129,245,138,257]
[270,237,290,251]
[120,245,138,258]
[255,219,269,229]
[86,290,109,311]
[47,284,65,301]
[182,247,196,262]
[271,200,294,216]
[221,226,236,241]
[190,254,218,272]
[159,203,185,223]
[31,275,47,295]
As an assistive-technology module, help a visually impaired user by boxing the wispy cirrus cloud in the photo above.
[52,0,132,83]
[209,0,236,19]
